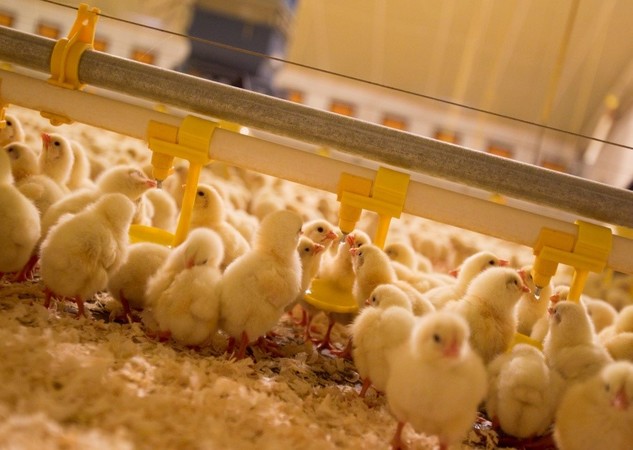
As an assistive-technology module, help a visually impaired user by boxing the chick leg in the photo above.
[330,338,353,360]
[390,421,406,450]
[316,315,337,351]
[43,286,55,309]
[12,254,39,283]
[359,377,373,398]
[72,296,86,318]
[119,290,133,324]
[235,331,250,360]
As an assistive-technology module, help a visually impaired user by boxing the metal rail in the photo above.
[1,25,633,231]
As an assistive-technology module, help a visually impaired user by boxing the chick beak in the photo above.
[498,259,510,267]
[449,268,459,277]
[325,230,338,242]
[521,282,531,293]
[345,234,355,247]
[146,179,158,188]
[443,339,461,358]
[314,243,325,255]
[41,132,51,146]
[550,293,561,304]
[185,258,195,269]
[364,297,372,307]
[349,248,360,256]
[612,389,630,411]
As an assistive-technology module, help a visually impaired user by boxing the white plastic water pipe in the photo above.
[2,68,633,274]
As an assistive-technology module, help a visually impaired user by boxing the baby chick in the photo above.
[385,311,487,450]
[144,188,178,231]
[66,140,94,191]
[0,114,25,146]
[351,284,416,397]
[486,344,564,439]
[107,242,170,321]
[39,193,135,317]
[448,267,528,364]
[543,301,613,385]
[42,165,156,239]
[599,305,633,362]
[5,142,65,221]
[190,183,250,270]
[146,229,224,346]
[423,250,509,309]
[39,132,75,192]
[218,210,303,359]
[0,149,41,275]
[554,361,633,450]
[304,230,371,350]
[352,244,434,317]
[4,142,38,182]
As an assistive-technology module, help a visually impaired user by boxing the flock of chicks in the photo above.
[1,110,633,450]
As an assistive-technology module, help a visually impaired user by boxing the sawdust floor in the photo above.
[0,276,558,450]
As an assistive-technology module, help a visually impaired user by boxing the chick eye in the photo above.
[6,120,11,126]
[604,383,610,392]
[197,190,204,196]
[53,140,61,146]
[317,226,324,233]
[432,333,441,343]
[200,259,208,265]
[371,296,377,304]
[489,259,495,265]
[303,247,310,253]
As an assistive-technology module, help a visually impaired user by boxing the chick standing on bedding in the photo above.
[39,193,134,317]
[39,132,74,192]
[385,311,487,450]
[543,301,613,385]
[554,361,633,450]
[145,229,224,346]
[190,183,250,270]
[351,284,416,397]
[107,242,170,321]
[218,210,303,359]
[0,114,25,146]
[447,267,528,364]
[305,230,372,349]
[0,149,40,276]
[485,344,564,439]
[422,250,509,309]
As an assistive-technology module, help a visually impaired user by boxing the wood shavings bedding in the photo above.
[0,105,561,449]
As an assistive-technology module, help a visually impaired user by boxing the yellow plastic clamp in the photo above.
[337,167,410,249]
[48,3,100,90]
[531,221,612,302]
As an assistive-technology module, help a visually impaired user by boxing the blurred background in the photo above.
[2,0,633,188]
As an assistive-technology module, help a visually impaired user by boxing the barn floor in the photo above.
[0,276,510,450]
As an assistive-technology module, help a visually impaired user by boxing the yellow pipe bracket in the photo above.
[145,115,218,247]
[531,220,612,302]
[48,3,100,90]
[337,167,409,249]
